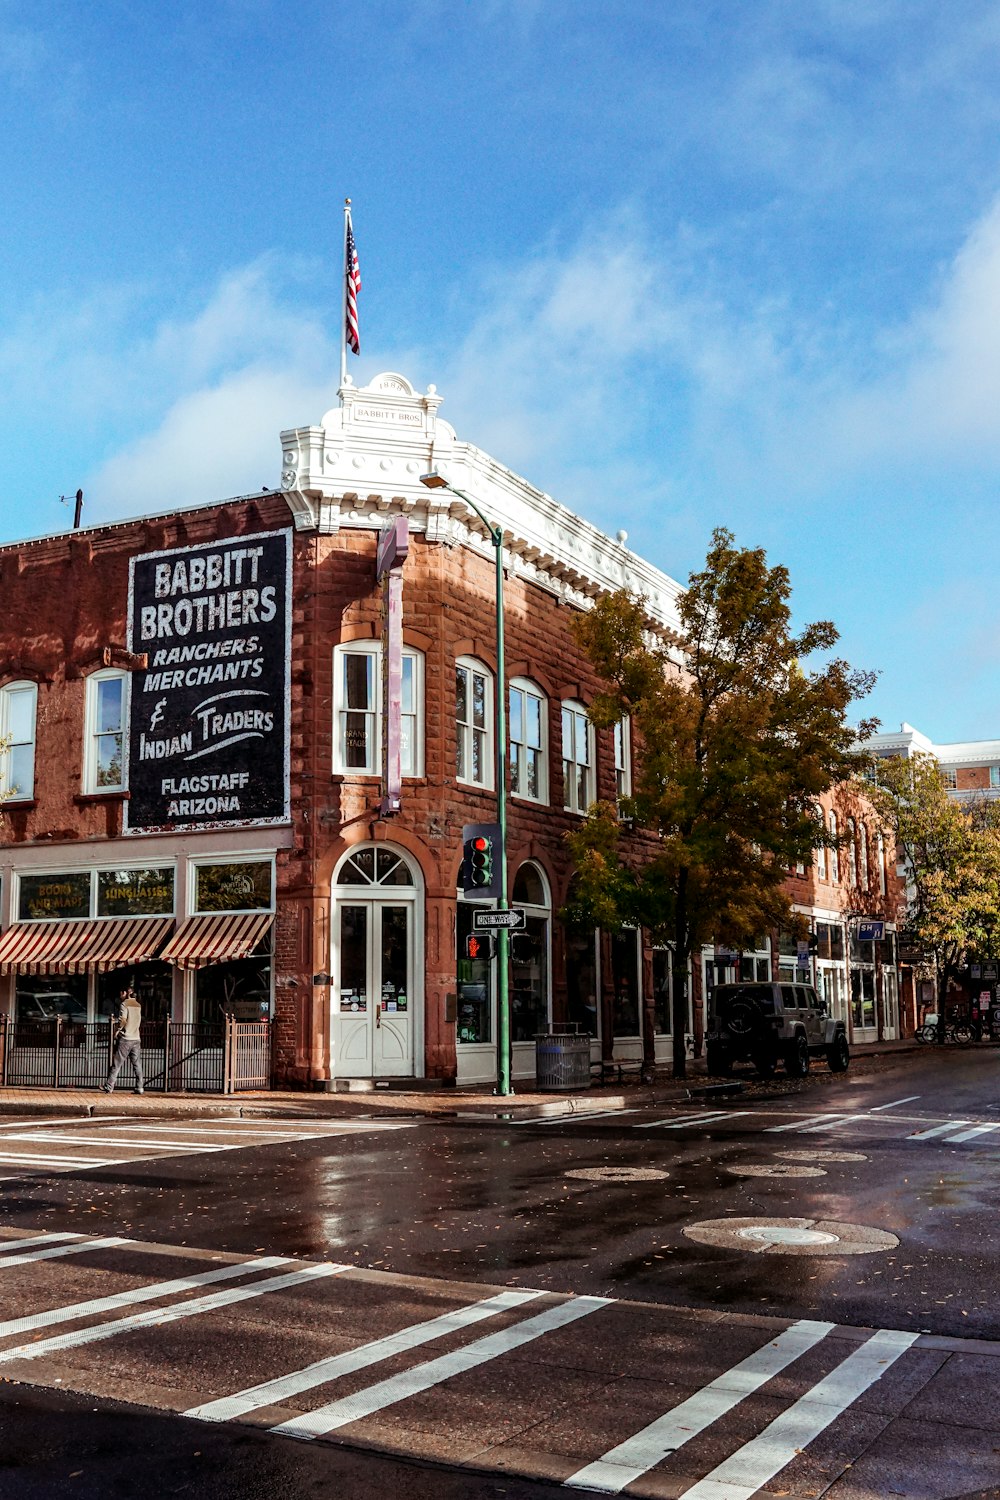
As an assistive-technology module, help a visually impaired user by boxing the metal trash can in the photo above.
[535,1026,591,1092]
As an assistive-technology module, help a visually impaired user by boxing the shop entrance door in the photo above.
[335,900,414,1077]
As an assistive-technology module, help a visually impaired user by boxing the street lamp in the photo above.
[420,469,512,1096]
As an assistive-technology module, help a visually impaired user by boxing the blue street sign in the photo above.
[858,920,885,943]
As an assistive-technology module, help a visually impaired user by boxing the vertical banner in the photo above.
[125,529,291,831]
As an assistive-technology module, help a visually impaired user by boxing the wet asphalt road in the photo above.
[4,1047,1000,1499]
[0,1046,999,1339]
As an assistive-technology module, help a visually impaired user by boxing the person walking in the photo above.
[102,984,144,1094]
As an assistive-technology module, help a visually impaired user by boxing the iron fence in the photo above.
[0,1015,272,1093]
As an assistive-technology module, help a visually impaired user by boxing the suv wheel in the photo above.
[706,1043,732,1077]
[826,1032,850,1073]
[785,1033,810,1078]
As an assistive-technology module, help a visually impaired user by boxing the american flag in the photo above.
[345,212,361,355]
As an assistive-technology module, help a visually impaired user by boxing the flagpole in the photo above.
[340,198,351,393]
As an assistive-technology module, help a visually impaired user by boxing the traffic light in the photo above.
[465,932,495,961]
[462,822,502,899]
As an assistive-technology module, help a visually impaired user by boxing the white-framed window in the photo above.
[562,700,594,814]
[828,810,839,883]
[942,766,958,788]
[614,717,632,803]
[333,643,423,777]
[509,678,546,803]
[847,817,858,886]
[877,831,887,895]
[860,823,869,889]
[0,680,37,800]
[84,669,127,793]
[456,657,493,788]
[990,766,1000,788]
[814,804,827,880]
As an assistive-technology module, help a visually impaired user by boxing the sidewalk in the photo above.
[0,1037,921,1121]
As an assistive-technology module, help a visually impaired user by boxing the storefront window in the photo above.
[652,948,672,1033]
[96,962,173,1024]
[565,929,599,1037]
[851,968,876,1029]
[195,934,273,1024]
[15,975,88,1024]
[456,901,491,1044]
[611,929,640,1036]
[18,872,91,921]
[511,917,548,1041]
[97,867,174,916]
[194,861,272,912]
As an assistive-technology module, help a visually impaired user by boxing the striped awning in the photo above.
[0,915,174,976]
[160,911,274,971]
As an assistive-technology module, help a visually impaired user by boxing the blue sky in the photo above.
[3,1,1000,742]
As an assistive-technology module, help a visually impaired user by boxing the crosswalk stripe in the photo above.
[635,1111,748,1130]
[910,1121,972,1140]
[184,1288,546,1423]
[0,1262,346,1365]
[0,1133,225,1153]
[0,1235,130,1269]
[563,1318,835,1493]
[795,1113,869,1134]
[0,1232,84,1254]
[270,1295,611,1441]
[944,1123,1000,1143]
[679,1327,919,1500]
[765,1114,845,1133]
[0,1255,292,1340]
[0,1150,117,1167]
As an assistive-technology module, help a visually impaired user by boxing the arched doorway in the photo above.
[331,845,423,1079]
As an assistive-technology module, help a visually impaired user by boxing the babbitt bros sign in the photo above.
[125,529,291,831]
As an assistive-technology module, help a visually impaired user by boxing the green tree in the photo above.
[566,528,875,1079]
[867,753,1000,1021]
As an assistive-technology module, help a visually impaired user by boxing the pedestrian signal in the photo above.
[465,932,495,961]
[462,822,502,898]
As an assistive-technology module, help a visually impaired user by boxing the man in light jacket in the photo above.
[101,984,144,1095]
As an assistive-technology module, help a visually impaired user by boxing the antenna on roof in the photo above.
[59,489,84,529]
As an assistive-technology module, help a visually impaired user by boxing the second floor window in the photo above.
[614,717,632,803]
[0,681,37,800]
[333,644,422,776]
[85,670,127,792]
[847,817,858,886]
[509,679,546,802]
[562,700,593,814]
[828,810,840,883]
[456,658,492,788]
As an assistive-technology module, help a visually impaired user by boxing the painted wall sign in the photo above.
[125,529,291,831]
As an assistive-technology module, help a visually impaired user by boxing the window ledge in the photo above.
[74,790,130,804]
[3,797,37,810]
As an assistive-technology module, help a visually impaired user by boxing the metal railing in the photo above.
[0,1016,272,1094]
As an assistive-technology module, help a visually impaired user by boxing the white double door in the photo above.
[334,897,414,1077]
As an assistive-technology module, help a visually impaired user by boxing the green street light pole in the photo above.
[420,470,512,1096]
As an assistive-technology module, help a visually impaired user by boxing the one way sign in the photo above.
[472,908,527,931]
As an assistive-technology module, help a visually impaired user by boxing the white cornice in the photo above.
[280,372,684,642]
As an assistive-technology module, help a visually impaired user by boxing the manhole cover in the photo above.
[566,1166,669,1183]
[683,1216,898,1255]
[776,1148,868,1163]
[738,1226,839,1246]
[724,1163,826,1178]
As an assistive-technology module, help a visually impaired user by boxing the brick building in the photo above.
[0,373,904,1090]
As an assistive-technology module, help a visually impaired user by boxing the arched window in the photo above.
[614,717,632,802]
[510,862,551,1042]
[561,700,593,814]
[337,847,416,886]
[456,657,493,789]
[0,680,37,800]
[508,678,547,803]
[84,669,127,793]
[814,804,827,880]
[860,823,869,889]
[828,810,839,884]
[876,832,887,895]
[847,817,858,886]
